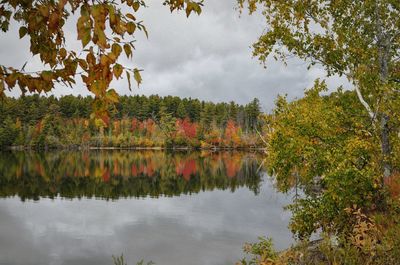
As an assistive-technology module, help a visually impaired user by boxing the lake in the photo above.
[0,150,293,265]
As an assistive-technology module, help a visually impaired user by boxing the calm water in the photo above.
[0,150,292,265]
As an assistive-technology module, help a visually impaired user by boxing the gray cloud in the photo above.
[1,1,350,110]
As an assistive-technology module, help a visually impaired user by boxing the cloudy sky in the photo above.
[1,0,349,111]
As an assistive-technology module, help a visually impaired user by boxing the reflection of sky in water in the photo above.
[0,175,293,265]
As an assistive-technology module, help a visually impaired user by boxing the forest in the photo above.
[0,94,263,149]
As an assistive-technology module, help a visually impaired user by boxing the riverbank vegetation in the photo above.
[0,95,263,149]
[237,0,400,263]
[239,82,400,264]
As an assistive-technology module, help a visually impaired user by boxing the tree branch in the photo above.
[354,85,375,120]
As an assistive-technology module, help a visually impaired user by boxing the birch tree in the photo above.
[238,0,400,182]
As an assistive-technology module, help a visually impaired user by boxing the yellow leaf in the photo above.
[133,68,142,86]
[126,22,136,34]
[123,44,132,58]
[111,43,122,57]
[132,2,140,12]
[106,88,119,103]
[113,64,123,79]
[126,13,136,21]
[41,71,53,82]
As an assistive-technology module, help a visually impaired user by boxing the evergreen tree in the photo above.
[0,117,17,148]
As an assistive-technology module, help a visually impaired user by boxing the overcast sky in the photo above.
[0,0,350,111]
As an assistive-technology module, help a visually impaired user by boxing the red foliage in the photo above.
[146,159,155,177]
[175,159,197,181]
[223,153,241,178]
[225,120,237,139]
[35,162,44,176]
[176,118,197,139]
[102,168,110,182]
[131,164,138,176]
[145,119,155,136]
[224,120,241,146]
[225,159,239,178]
[100,114,110,127]
[113,160,119,175]
[131,118,139,132]
[139,121,145,132]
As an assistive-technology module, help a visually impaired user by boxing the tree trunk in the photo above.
[381,113,391,179]
[376,1,392,180]
[378,113,391,210]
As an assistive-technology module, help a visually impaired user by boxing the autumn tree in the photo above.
[0,0,203,121]
[237,2,400,261]
[239,0,399,184]
[265,81,386,237]
[176,118,197,139]
[224,120,241,147]
[156,104,176,140]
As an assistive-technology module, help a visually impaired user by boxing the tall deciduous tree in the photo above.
[239,0,400,182]
[0,0,202,120]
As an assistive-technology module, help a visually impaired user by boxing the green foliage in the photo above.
[157,104,177,139]
[239,0,400,181]
[112,254,127,265]
[239,237,277,265]
[266,81,389,239]
[112,254,154,265]
[0,116,17,147]
[239,81,400,264]
[235,2,400,263]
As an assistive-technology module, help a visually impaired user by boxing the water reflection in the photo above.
[0,151,293,265]
[0,151,263,200]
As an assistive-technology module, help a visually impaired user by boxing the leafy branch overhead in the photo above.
[0,0,203,121]
[238,0,399,181]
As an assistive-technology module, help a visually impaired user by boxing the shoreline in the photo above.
[5,145,267,152]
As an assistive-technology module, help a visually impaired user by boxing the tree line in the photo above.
[0,94,263,149]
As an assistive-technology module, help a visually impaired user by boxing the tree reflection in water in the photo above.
[0,150,264,200]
